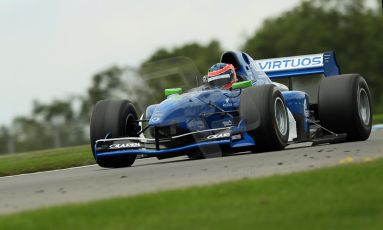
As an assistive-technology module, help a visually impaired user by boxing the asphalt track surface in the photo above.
[1,131,383,215]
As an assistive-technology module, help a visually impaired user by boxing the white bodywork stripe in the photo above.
[288,109,297,142]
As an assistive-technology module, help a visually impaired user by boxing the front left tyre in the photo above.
[240,84,289,152]
[90,100,140,168]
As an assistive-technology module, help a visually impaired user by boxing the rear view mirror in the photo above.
[165,88,182,96]
[232,80,252,89]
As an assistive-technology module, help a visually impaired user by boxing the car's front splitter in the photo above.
[95,139,231,159]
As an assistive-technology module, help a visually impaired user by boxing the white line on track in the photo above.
[0,164,97,179]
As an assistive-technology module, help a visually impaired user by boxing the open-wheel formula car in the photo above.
[90,51,372,168]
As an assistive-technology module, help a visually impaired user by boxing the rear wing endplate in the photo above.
[255,51,340,79]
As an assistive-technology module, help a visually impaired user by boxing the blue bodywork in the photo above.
[94,51,340,160]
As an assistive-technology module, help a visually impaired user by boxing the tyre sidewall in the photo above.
[240,85,289,151]
[350,76,372,140]
[269,89,289,149]
[90,100,139,167]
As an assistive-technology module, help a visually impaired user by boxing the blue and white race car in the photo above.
[90,51,372,168]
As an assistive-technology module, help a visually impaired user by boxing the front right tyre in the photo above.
[90,100,139,168]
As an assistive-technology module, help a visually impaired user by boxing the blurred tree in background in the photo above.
[242,0,383,112]
[137,40,223,108]
[0,127,13,154]
[1,98,88,153]
[79,66,125,121]
[142,40,222,73]
[11,117,52,152]
[32,99,87,148]
[0,0,381,154]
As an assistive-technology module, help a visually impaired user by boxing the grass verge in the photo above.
[373,114,383,124]
[0,145,94,177]
[0,159,382,230]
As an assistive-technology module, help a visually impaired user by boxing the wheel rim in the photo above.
[357,88,370,126]
[275,97,288,136]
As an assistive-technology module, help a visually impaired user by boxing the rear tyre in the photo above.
[90,100,139,168]
[318,74,372,141]
[240,85,289,152]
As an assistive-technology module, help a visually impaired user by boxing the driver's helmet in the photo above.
[207,63,237,89]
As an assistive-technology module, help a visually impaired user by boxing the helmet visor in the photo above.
[207,69,234,88]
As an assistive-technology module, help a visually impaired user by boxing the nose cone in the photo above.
[148,94,196,127]
[147,89,239,131]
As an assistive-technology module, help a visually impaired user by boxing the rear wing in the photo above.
[255,51,340,79]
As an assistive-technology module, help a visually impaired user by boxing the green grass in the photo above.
[373,114,383,124]
[1,159,382,230]
[0,145,94,176]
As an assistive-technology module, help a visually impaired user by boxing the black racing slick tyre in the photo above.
[90,100,140,168]
[240,85,289,152]
[318,74,372,141]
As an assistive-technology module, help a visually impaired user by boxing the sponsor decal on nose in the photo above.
[109,143,141,149]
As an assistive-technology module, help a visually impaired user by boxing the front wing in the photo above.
[94,123,256,159]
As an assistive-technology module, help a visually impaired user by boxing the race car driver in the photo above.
[207,63,238,90]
